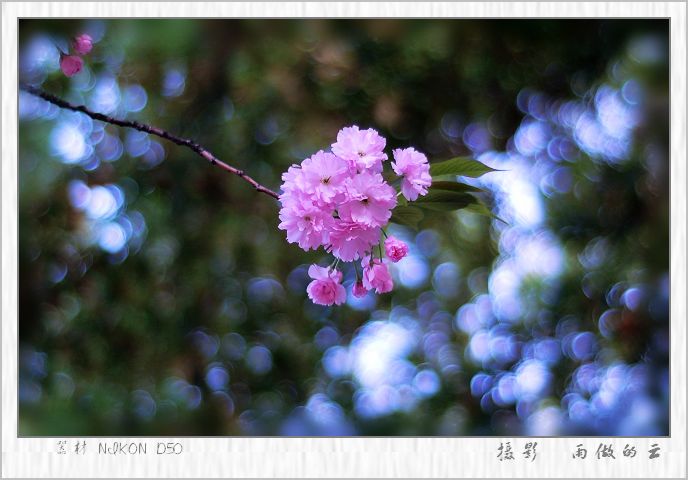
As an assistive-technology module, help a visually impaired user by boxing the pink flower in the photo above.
[352,280,368,298]
[299,150,348,205]
[278,198,334,251]
[59,54,83,77]
[338,172,396,227]
[326,220,380,261]
[361,256,394,294]
[280,165,312,200]
[384,236,409,262]
[73,34,93,55]
[332,126,388,173]
[275,126,431,305]
[306,265,346,306]
[392,147,432,201]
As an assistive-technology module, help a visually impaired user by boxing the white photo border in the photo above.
[2,2,685,478]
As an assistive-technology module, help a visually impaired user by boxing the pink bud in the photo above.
[73,34,93,55]
[60,54,83,77]
[352,281,368,298]
[384,236,409,263]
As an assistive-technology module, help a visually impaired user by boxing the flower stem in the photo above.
[364,251,374,266]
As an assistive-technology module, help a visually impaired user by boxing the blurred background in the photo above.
[18,19,669,436]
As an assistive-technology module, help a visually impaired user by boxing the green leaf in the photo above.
[417,202,472,212]
[389,206,424,229]
[413,180,505,221]
[462,202,507,224]
[429,181,485,194]
[429,157,498,178]
[414,190,477,211]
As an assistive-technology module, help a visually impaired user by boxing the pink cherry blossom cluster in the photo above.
[278,126,431,306]
[59,33,93,78]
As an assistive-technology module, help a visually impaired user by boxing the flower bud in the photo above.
[60,54,84,77]
[73,34,93,55]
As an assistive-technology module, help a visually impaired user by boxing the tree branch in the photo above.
[20,84,280,200]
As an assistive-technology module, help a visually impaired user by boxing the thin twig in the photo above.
[20,84,280,200]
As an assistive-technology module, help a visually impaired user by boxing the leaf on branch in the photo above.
[414,182,505,223]
[429,181,486,194]
[429,157,499,178]
[463,202,508,224]
[414,189,477,211]
[390,206,424,229]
